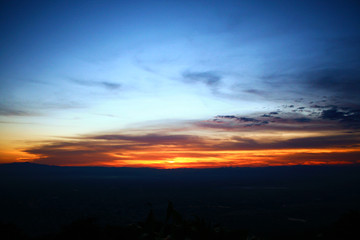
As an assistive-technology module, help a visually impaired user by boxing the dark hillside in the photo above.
[1,163,359,239]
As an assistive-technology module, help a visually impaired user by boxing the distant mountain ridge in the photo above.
[1,161,359,183]
[0,161,55,168]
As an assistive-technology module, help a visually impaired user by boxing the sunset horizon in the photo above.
[2,2,360,239]
[1,0,360,168]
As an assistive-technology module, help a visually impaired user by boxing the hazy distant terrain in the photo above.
[1,163,360,238]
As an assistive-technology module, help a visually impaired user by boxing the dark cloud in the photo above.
[321,107,346,120]
[320,107,360,129]
[238,117,260,122]
[215,115,269,127]
[217,115,260,123]
[320,107,360,122]
[196,107,360,132]
[182,71,221,87]
[294,117,311,123]
[215,113,314,128]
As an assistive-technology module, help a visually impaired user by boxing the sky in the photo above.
[1,0,360,168]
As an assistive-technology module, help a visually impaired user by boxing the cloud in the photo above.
[21,104,360,168]
[182,71,222,87]
[321,107,360,121]
[23,122,360,168]
[244,89,269,96]
[0,98,85,118]
[199,112,319,131]
[100,81,122,90]
[321,107,346,120]
[216,115,269,127]
[71,78,121,90]
[198,104,360,132]
[25,130,360,168]
[319,106,360,129]
[23,132,209,166]
[260,67,360,108]
[294,117,311,123]
[0,104,36,116]
[305,68,360,100]
[254,31,360,106]
[278,151,360,165]
[217,134,360,151]
[92,133,202,145]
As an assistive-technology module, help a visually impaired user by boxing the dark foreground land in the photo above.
[0,163,360,239]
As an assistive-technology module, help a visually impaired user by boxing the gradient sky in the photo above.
[1,0,360,168]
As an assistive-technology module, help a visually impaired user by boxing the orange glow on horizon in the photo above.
[20,147,359,169]
[3,127,359,168]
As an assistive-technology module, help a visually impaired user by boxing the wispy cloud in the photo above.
[71,78,121,90]
[215,135,360,151]
[0,104,36,116]
[182,71,222,87]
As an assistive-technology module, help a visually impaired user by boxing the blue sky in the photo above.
[1,0,360,167]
